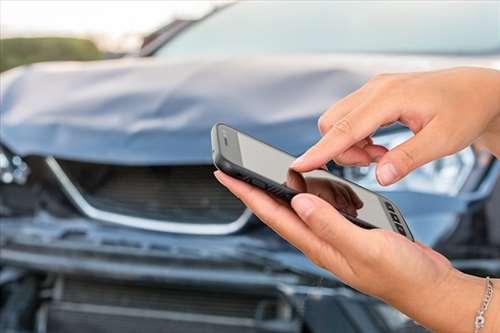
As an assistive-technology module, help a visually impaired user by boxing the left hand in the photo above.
[214,171,452,302]
[213,170,492,333]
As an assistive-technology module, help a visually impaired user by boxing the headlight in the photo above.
[0,146,30,185]
[343,130,476,195]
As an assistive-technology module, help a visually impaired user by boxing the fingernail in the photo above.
[291,154,306,168]
[292,195,316,218]
[213,171,225,185]
[377,163,398,185]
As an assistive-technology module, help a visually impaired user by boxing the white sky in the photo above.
[0,1,227,51]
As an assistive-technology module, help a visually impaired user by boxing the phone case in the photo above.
[211,124,414,241]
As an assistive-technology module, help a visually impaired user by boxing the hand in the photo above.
[215,170,451,300]
[291,67,500,185]
[214,170,500,332]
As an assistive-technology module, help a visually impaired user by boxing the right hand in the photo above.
[291,67,500,185]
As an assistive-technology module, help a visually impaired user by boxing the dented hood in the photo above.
[2,55,496,165]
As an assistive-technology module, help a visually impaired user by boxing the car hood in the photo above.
[2,55,498,165]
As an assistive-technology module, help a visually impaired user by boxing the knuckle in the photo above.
[334,117,364,142]
[317,114,329,134]
[379,78,399,92]
[372,73,403,92]
[333,118,354,137]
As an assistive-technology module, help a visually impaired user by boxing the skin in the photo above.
[215,67,500,332]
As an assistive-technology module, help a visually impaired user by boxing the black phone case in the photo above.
[211,124,414,241]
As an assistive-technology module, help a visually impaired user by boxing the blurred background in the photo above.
[0,1,499,333]
[0,0,223,71]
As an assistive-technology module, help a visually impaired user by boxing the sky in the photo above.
[0,1,227,51]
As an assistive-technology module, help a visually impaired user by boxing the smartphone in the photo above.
[211,123,414,241]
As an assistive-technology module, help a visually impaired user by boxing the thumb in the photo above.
[376,123,445,186]
[291,193,368,255]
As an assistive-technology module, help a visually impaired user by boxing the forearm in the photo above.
[386,269,500,333]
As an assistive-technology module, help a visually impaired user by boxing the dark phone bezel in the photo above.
[211,123,414,241]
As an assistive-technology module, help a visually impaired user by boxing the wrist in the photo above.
[384,268,494,333]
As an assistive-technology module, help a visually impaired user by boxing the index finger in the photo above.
[292,100,398,172]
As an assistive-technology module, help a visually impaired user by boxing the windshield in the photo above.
[155,1,500,57]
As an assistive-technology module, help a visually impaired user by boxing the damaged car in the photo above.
[1,2,500,333]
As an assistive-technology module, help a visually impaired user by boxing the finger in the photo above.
[214,171,328,258]
[375,121,446,186]
[364,137,374,146]
[291,193,370,256]
[318,87,369,135]
[333,138,372,166]
[355,137,373,148]
[334,142,388,166]
[292,101,398,172]
[365,144,388,162]
[334,144,388,166]
[334,146,372,166]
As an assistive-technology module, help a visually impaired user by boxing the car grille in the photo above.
[37,276,298,333]
[47,158,249,234]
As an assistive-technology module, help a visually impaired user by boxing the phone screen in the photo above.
[237,132,398,232]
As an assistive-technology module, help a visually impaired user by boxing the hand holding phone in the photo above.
[214,169,461,333]
[211,123,414,241]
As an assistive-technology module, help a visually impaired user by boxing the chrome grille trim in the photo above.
[45,157,252,235]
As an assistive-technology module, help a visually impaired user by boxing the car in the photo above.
[1,2,499,333]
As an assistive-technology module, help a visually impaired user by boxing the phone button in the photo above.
[384,201,395,212]
[250,179,267,190]
[390,213,400,223]
[394,223,407,236]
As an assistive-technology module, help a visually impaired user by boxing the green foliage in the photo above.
[0,37,103,72]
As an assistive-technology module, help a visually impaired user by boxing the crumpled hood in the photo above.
[0,57,359,164]
[1,55,497,165]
